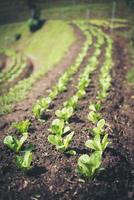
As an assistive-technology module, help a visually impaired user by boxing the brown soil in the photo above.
[0,30,133,200]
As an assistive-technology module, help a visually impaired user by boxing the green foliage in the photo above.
[76,89,86,99]
[89,102,101,112]
[12,120,30,134]
[32,97,52,119]
[89,119,106,135]
[77,77,90,90]
[63,95,78,110]
[4,133,28,153]
[48,119,70,136]
[88,111,102,124]
[85,134,109,152]
[55,107,74,122]
[77,151,102,178]
[48,131,75,155]
[15,150,32,171]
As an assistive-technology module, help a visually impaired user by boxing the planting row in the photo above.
[3,22,114,179]
[47,22,106,155]
[77,28,113,178]
[0,50,27,84]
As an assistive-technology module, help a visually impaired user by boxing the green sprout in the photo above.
[88,111,102,124]
[12,120,30,134]
[48,131,76,155]
[4,133,28,153]
[55,107,74,122]
[15,150,32,171]
[77,151,102,178]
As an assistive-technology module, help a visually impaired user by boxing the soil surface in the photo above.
[0,27,133,200]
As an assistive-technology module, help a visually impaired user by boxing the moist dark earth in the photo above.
[0,26,134,200]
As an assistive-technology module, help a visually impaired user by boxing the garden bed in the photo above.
[0,23,133,200]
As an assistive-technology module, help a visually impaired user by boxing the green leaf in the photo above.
[48,119,64,135]
[102,134,109,151]
[48,134,63,147]
[16,133,28,152]
[4,135,17,151]
[63,131,74,149]
[97,119,105,129]
[66,150,76,155]
[55,107,73,122]
[15,151,32,171]
[12,120,30,134]
[88,111,102,124]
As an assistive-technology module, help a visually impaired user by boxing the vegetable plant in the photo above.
[15,150,32,171]
[89,119,106,135]
[77,151,102,178]
[48,131,76,155]
[88,111,102,124]
[85,133,109,152]
[12,120,30,134]
[63,95,78,110]
[89,102,102,112]
[32,97,51,119]
[4,132,28,153]
[55,107,74,122]
[48,119,70,136]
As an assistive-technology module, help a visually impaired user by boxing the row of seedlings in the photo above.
[32,22,94,120]
[3,120,34,172]
[77,28,113,178]
[2,22,94,171]
[0,51,27,84]
[47,25,106,155]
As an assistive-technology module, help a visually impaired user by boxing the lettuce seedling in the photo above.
[48,87,58,100]
[76,89,86,99]
[15,150,32,171]
[89,102,102,112]
[32,97,51,119]
[85,133,109,153]
[77,151,102,178]
[77,77,90,90]
[48,119,70,136]
[55,107,74,122]
[48,131,76,155]
[4,132,28,153]
[12,120,30,134]
[88,111,102,124]
[32,104,43,119]
[63,95,78,110]
[90,119,106,135]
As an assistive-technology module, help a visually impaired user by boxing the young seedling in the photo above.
[4,132,28,153]
[63,95,78,110]
[48,119,70,136]
[48,131,76,155]
[89,102,102,112]
[15,150,32,171]
[77,151,102,178]
[55,107,74,122]
[32,97,52,119]
[88,111,102,124]
[76,89,86,99]
[12,120,30,134]
[90,119,106,135]
[85,133,109,153]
